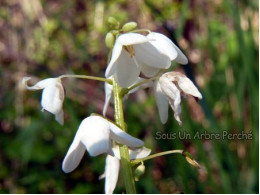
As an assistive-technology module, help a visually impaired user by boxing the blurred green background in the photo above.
[0,0,259,193]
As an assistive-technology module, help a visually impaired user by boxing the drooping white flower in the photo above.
[103,77,152,116]
[105,32,188,87]
[62,115,144,173]
[101,146,151,194]
[22,77,65,125]
[155,72,202,125]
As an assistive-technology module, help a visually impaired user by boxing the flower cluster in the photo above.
[22,19,202,194]
[105,32,188,87]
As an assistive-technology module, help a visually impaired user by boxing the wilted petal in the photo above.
[103,82,113,116]
[154,80,169,124]
[147,32,188,64]
[109,122,144,148]
[134,42,171,69]
[104,155,120,194]
[79,116,113,157]
[159,76,182,125]
[113,146,151,160]
[168,91,182,126]
[163,72,202,99]
[114,50,141,87]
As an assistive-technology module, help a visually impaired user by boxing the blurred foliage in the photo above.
[0,0,259,193]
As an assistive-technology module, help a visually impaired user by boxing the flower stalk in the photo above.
[112,77,136,194]
[59,74,112,84]
[131,149,183,165]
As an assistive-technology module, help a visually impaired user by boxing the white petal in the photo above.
[108,122,144,148]
[22,77,57,90]
[62,131,85,173]
[103,82,113,116]
[105,33,150,79]
[55,110,64,125]
[129,147,151,160]
[154,80,169,124]
[147,32,178,61]
[134,42,171,69]
[104,155,120,194]
[112,146,151,160]
[79,116,113,156]
[117,33,150,46]
[41,81,64,114]
[114,50,141,87]
[148,32,188,64]
[171,44,188,64]
[159,76,182,125]
[22,77,40,90]
[140,63,160,77]
[105,43,122,78]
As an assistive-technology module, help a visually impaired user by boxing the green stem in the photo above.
[59,74,112,84]
[112,78,136,194]
[121,75,160,96]
[131,149,183,165]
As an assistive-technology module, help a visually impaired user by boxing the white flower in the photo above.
[105,32,188,87]
[22,77,64,125]
[155,72,202,125]
[101,146,151,194]
[62,115,144,173]
[103,77,152,116]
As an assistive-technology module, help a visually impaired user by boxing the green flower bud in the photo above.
[108,17,120,29]
[122,22,137,32]
[134,163,145,181]
[105,32,115,49]
[110,30,119,36]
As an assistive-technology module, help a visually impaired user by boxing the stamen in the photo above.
[124,45,135,57]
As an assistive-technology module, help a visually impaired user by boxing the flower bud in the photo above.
[108,17,120,29]
[110,30,119,36]
[105,32,115,49]
[134,163,145,181]
[182,151,201,169]
[122,22,137,32]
